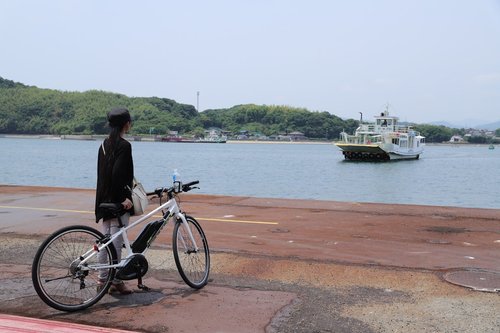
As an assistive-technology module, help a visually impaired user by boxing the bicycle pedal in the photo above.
[137,284,150,291]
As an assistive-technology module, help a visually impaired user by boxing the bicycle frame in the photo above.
[78,195,198,272]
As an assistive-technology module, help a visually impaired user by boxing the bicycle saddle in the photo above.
[99,203,123,216]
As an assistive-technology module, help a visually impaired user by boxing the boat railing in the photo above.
[341,132,383,144]
[394,126,411,133]
[358,124,421,136]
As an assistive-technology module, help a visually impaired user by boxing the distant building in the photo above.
[449,135,464,143]
[277,134,292,141]
[289,131,307,141]
[205,127,223,136]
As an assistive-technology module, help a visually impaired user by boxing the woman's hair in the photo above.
[106,108,131,157]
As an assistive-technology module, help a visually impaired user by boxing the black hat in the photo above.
[107,108,131,128]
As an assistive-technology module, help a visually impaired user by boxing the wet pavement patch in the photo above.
[424,226,468,234]
[269,228,289,233]
[100,289,166,308]
[345,286,410,304]
[268,284,378,333]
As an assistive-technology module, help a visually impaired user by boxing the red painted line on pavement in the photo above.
[0,314,138,333]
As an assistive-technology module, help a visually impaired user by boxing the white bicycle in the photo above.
[32,180,210,312]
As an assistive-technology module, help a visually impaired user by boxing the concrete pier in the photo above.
[0,185,499,332]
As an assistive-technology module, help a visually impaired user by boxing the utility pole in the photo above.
[197,91,200,112]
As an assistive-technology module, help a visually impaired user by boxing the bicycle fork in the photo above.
[176,213,199,253]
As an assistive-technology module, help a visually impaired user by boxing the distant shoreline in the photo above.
[0,134,332,145]
[0,134,496,147]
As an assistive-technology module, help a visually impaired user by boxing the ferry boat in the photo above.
[335,108,425,161]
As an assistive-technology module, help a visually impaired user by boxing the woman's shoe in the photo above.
[96,279,107,293]
[109,282,133,295]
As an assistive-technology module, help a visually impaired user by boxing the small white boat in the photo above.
[197,132,227,143]
[335,107,425,161]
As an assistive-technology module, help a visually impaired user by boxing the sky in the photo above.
[1,0,499,126]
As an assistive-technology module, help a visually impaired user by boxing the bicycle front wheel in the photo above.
[173,216,210,289]
[32,225,117,312]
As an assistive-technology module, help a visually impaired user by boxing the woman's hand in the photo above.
[122,198,133,210]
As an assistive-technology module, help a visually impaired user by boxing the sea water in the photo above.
[1,138,499,209]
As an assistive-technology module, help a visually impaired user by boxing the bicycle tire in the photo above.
[32,225,117,312]
[172,216,210,289]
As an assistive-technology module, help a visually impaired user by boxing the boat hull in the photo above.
[387,153,420,160]
[335,144,389,161]
[335,143,420,161]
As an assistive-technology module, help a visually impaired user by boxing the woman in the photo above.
[95,107,134,295]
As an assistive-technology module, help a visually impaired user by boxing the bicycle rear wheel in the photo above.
[172,216,210,289]
[32,225,117,312]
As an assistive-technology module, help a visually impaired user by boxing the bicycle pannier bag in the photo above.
[131,178,148,215]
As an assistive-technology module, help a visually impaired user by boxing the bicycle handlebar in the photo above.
[146,180,200,198]
[182,180,199,192]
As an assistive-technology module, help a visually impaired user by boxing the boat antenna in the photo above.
[359,112,363,123]
[385,103,390,116]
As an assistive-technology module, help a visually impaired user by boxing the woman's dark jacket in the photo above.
[95,137,134,222]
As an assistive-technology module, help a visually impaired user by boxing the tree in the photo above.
[413,124,454,143]
[468,136,487,144]
[0,76,27,89]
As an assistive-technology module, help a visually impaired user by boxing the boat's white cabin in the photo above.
[357,110,401,134]
[373,110,399,132]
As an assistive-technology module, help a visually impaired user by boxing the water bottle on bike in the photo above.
[173,169,181,192]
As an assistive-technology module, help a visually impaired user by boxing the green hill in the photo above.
[0,76,358,139]
[0,77,199,135]
[201,104,358,139]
